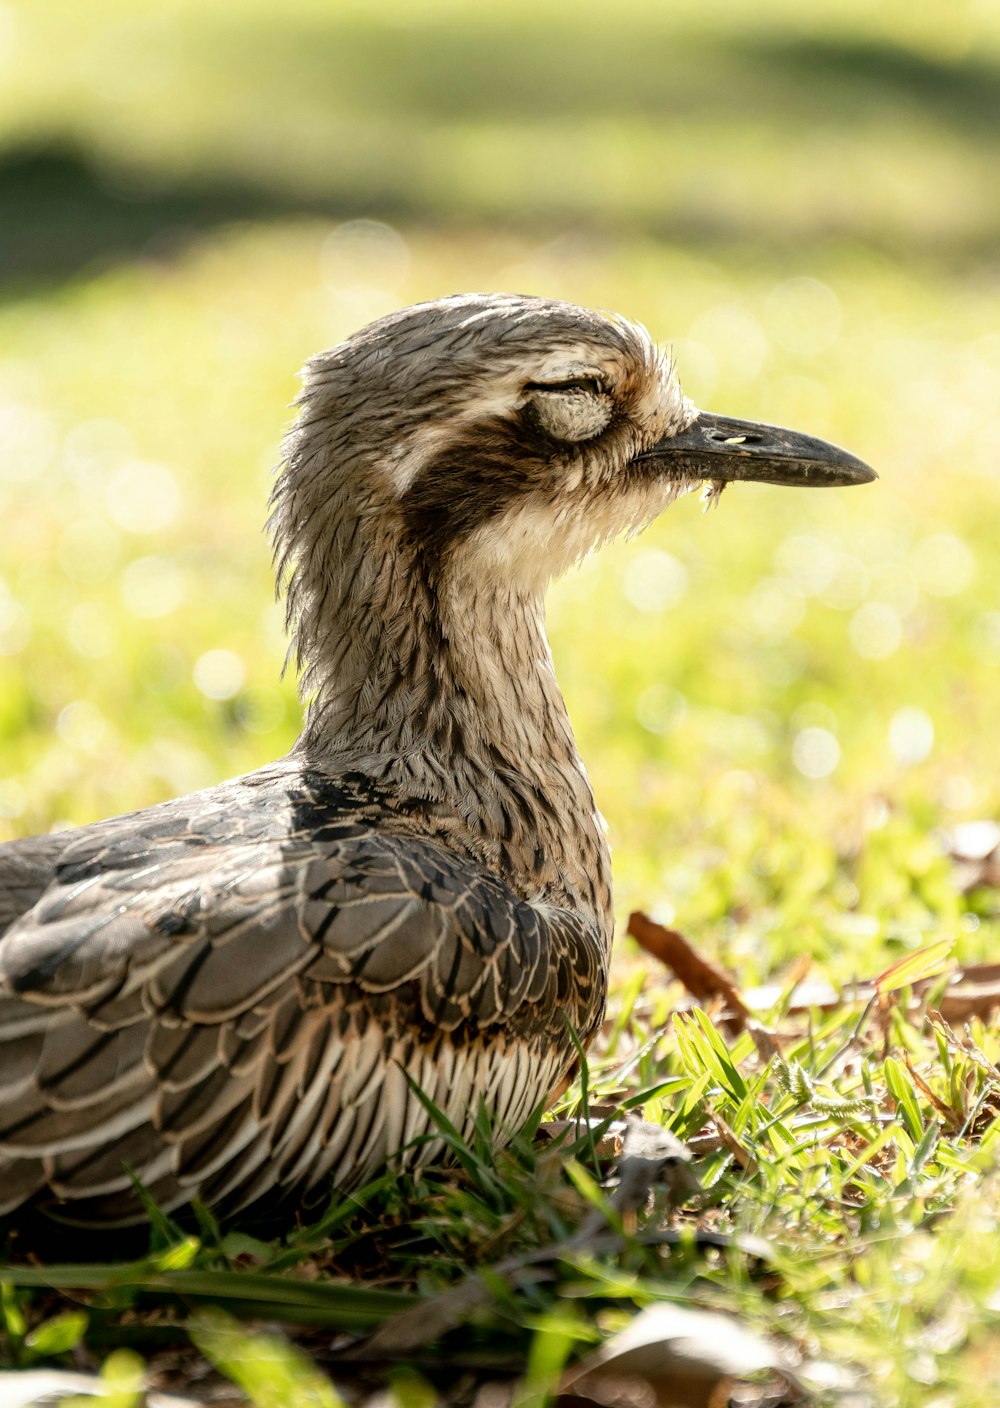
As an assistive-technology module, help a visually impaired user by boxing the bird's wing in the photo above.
[0,774,604,1222]
[0,832,81,937]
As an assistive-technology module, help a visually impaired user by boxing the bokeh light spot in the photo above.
[194,649,246,700]
[818,556,869,612]
[889,707,934,765]
[106,460,181,534]
[58,519,122,584]
[914,533,974,597]
[321,220,411,306]
[120,556,185,619]
[0,780,26,819]
[766,276,843,357]
[623,549,689,613]
[0,403,57,485]
[57,700,107,751]
[850,602,902,659]
[66,603,116,659]
[774,534,839,596]
[63,419,135,488]
[0,585,30,656]
[792,726,840,779]
[635,683,687,735]
[747,577,805,639]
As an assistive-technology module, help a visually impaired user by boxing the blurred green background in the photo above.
[3,0,1000,983]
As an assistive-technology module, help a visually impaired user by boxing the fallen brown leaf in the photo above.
[902,1052,963,1131]
[702,963,1000,1027]
[707,1113,757,1175]
[934,963,1000,1023]
[0,1371,206,1408]
[538,1117,628,1163]
[558,1302,800,1408]
[941,819,1000,892]
[627,913,750,1026]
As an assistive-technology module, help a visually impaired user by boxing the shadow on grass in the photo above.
[202,14,1000,131]
[0,141,343,293]
[741,34,1000,135]
[2,25,998,290]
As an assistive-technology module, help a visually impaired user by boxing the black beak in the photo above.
[637,410,877,488]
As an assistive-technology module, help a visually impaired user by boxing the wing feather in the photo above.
[147,1021,224,1093]
[40,1024,148,1111]
[177,1101,260,1184]
[0,766,606,1225]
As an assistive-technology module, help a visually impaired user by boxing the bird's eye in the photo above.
[525,377,607,397]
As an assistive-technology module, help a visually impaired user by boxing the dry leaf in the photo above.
[902,1052,963,1131]
[603,1117,700,1215]
[559,1303,798,1408]
[934,963,1000,1023]
[739,979,842,1013]
[627,914,750,1026]
[708,1112,757,1175]
[944,820,1000,861]
[727,963,1000,1025]
[0,1371,202,1407]
[538,1117,628,1162]
[941,819,1000,887]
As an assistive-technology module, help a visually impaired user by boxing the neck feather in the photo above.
[270,451,612,929]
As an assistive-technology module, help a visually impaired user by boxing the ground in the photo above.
[2,2,1000,1404]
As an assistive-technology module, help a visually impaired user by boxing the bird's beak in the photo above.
[637,409,877,489]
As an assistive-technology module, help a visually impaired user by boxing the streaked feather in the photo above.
[0,295,712,1231]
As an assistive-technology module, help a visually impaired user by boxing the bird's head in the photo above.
[270,294,874,704]
[273,293,873,600]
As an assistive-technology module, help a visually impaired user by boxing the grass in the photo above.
[3,0,1000,1403]
[3,0,1000,277]
[4,226,998,975]
[3,989,1000,1403]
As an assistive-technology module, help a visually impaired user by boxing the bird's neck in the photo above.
[293,551,612,932]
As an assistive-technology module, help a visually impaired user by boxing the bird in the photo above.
[0,294,875,1233]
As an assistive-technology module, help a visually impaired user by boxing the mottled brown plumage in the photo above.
[0,294,873,1230]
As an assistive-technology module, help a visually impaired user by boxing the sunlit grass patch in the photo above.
[3,0,1000,268]
[3,7,1000,1391]
[3,220,1000,987]
[4,977,1000,1404]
